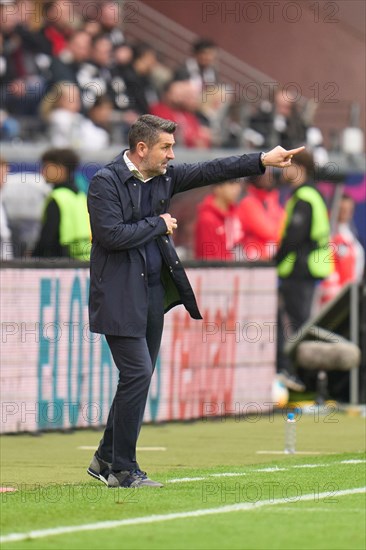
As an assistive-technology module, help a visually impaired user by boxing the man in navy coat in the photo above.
[87,114,304,488]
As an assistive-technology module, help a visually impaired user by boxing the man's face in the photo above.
[140,132,175,177]
[282,163,306,186]
[70,33,91,63]
[196,48,217,68]
[42,163,67,184]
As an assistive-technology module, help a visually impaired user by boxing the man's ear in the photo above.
[136,141,148,158]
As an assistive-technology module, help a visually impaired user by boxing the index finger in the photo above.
[286,146,306,156]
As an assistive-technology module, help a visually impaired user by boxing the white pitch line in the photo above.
[1,487,364,544]
[166,459,366,484]
[210,473,246,478]
[169,477,206,483]
[341,459,366,464]
[292,464,324,469]
[255,467,287,472]
[169,472,247,483]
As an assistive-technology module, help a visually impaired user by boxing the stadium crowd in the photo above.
[1,0,315,150]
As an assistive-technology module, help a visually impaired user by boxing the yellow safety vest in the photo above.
[278,185,332,279]
[45,187,91,260]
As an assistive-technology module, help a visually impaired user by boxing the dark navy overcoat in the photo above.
[87,151,264,336]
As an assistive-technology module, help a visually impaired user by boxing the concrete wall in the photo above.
[142,0,365,140]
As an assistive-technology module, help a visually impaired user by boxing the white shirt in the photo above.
[123,150,153,183]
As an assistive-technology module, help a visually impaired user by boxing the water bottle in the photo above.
[284,412,296,454]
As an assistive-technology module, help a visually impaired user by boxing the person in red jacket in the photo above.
[318,193,365,305]
[236,171,285,261]
[195,180,242,260]
[150,80,212,148]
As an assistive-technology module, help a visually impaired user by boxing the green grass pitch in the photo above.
[1,412,365,549]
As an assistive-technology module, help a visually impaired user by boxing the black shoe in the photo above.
[108,469,163,488]
[278,370,306,392]
[87,452,112,485]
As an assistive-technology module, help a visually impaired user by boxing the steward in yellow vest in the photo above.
[276,156,332,280]
[275,151,332,392]
[33,149,90,260]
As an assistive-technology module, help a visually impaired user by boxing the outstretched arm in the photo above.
[171,147,305,195]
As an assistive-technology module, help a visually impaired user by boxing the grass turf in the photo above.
[0,412,365,549]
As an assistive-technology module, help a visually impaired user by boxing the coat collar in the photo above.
[109,150,172,186]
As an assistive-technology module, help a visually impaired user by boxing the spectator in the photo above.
[33,148,90,259]
[98,1,125,47]
[2,168,51,257]
[40,81,111,149]
[0,156,13,260]
[37,0,77,56]
[109,44,133,115]
[150,80,212,148]
[275,151,332,391]
[86,95,113,148]
[78,33,114,110]
[83,18,103,38]
[318,194,365,305]
[40,81,83,147]
[1,2,47,116]
[236,171,285,261]
[113,43,133,68]
[47,30,91,91]
[175,38,219,93]
[248,88,307,150]
[118,44,159,115]
[195,181,242,260]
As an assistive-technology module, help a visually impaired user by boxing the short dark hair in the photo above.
[41,148,80,176]
[192,38,217,53]
[92,33,112,47]
[341,193,354,203]
[132,43,155,61]
[128,115,177,151]
[292,150,315,179]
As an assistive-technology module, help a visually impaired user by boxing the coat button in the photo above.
[165,239,169,243]
[175,260,179,264]
[133,183,137,187]
[141,273,144,277]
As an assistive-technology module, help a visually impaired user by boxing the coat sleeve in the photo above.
[88,173,167,250]
[171,154,264,194]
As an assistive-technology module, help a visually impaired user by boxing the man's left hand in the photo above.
[262,145,305,168]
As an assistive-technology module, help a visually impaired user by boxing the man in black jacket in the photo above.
[87,114,304,488]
